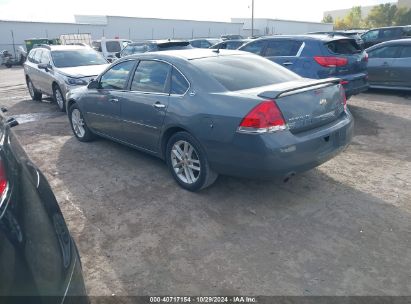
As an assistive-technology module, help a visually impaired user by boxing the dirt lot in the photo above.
[0,66,410,296]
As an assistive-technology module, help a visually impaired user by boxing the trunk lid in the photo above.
[243,78,345,133]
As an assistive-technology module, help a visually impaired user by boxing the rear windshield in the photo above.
[106,41,121,53]
[51,49,107,68]
[327,39,361,55]
[191,54,300,91]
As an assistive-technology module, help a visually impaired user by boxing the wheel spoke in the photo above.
[183,166,192,184]
[172,148,183,161]
[188,164,200,172]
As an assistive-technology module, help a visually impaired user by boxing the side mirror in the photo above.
[88,79,100,89]
[38,63,52,71]
[6,117,19,128]
[115,52,120,58]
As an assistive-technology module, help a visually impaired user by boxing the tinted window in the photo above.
[327,39,361,55]
[191,54,300,91]
[226,41,246,49]
[379,28,402,39]
[106,41,121,52]
[404,27,411,37]
[190,40,201,48]
[399,45,411,58]
[368,46,402,58]
[362,30,379,41]
[33,50,43,64]
[240,40,266,55]
[171,68,189,95]
[131,61,171,93]
[121,44,150,56]
[265,40,303,56]
[51,49,107,68]
[92,41,102,52]
[100,60,135,90]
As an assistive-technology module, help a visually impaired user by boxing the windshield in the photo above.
[51,49,107,68]
[191,54,300,91]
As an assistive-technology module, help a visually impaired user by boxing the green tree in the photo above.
[366,3,398,27]
[395,7,411,25]
[334,17,349,30]
[344,6,363,29]
[322,14,334,23]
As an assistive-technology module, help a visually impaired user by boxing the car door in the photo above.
[367,45,402,86]
[83,60,136,139]
[37,50,54,95]
[121,60,171,152]
[389,44,411,87]
[262,39,304,72]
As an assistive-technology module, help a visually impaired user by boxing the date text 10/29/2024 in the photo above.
[150,297,257,303]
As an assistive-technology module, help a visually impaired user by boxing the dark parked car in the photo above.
[66,50,353,191]
[361,26,411,48]
[0,111,87,302]
[210,39,251,50]
[366,39,411,90]
[239,35,369,98]
[189,38,222,48]
[119,40,192,58]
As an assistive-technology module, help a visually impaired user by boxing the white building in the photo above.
[231,18,333,37]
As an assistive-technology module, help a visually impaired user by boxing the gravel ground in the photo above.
[1,66,410,297]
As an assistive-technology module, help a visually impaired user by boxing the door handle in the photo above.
[153,102,166,109]
[283,62,293,66]
[109,98,119,103]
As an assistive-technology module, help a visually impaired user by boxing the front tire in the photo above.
[53,84,66,112]
[166,132,218,191]
[27,78,42,101]
[69,103,94,142]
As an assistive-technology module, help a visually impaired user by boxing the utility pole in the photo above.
[251,0,255,37]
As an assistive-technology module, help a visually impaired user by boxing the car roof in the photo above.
[251,34,354,42]
[35,45,91,51]
[366,38,411,50]
[127,40,189,46]
[125,49,246,61]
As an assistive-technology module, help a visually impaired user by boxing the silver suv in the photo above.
[24,45,109,111]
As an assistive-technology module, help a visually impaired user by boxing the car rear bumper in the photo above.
[209,110,354,179]
[341,73,369,97]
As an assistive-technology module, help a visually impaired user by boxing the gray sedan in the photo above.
[366,39,411,90]
[66,50,353,191]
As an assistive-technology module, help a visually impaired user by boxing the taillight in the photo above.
[363,52,369,62]
[339,84,347,111]
[238,100,286,134]
[314,56,348,67]
[0,159,8,197]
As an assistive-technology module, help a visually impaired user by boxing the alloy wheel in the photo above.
[71,109,86,138]
[55,88,64,109]
[171,140,201,184]
[28,81,34,98]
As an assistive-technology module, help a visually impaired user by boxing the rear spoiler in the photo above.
[258,78,341,99]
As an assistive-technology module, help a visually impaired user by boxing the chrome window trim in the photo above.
[296,42,306,57]
[129,58,191,97]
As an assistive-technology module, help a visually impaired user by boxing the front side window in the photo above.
[28,50,37,63]
[100,60,135,90]
[51,49,107,68]
[171,68,189,95]
[131,60,171,93]
[380,28,402,39]
[368,46,402,58]
[399,45,411,58]
[33,49,43,64]
[265,40,303,57]
[40,51,50,64]
[240,40,266,55]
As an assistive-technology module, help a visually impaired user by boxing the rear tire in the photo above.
[53,84,66,112]
[69,103,94,142]
[26,78,42,101]
[166,131,218,192]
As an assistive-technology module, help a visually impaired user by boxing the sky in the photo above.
[0,0,392,23]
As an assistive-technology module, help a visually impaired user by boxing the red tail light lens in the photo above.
[0,159,8,197]
[238,100,286,133]
[314,56,348,67]
[363,53,369,62]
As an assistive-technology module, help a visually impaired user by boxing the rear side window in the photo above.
[131,60,171,93]
[240,40,266,55]
[171,68,189,95]
[368,45,402,58]
[264,40,303,57]
[362,30,378,41]
[191,54,300,91]
[380,28,402,39]
[327,39,361,55]
[106,41,121,53]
